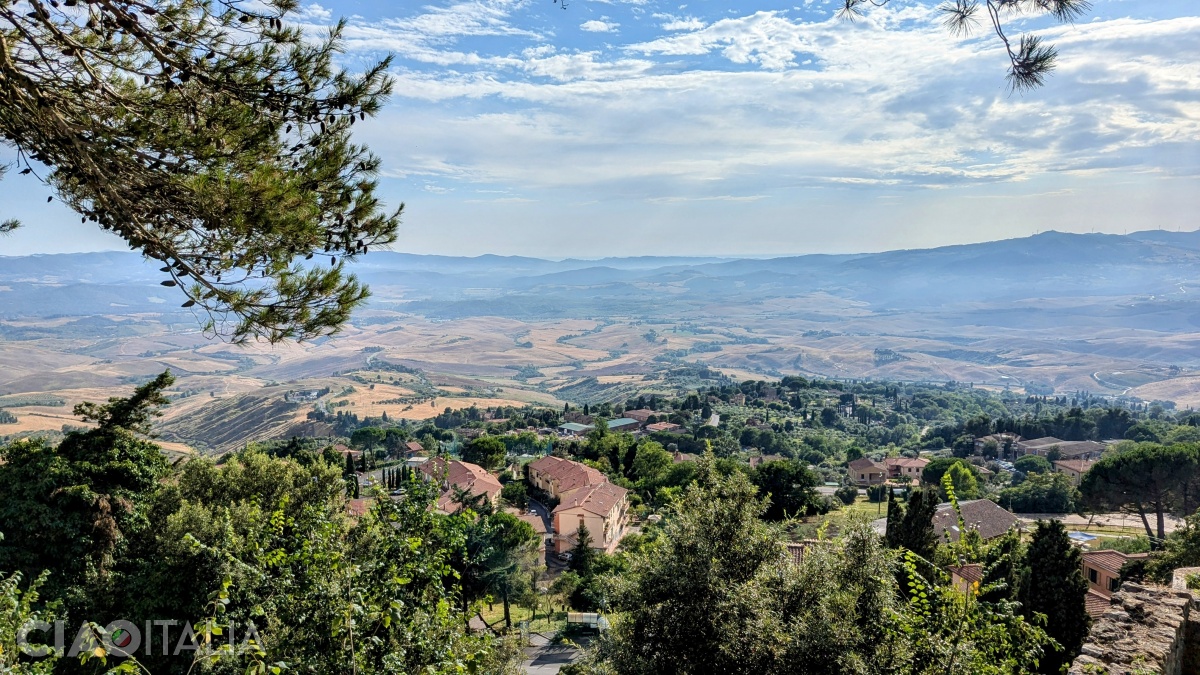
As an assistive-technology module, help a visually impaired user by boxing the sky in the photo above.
[2,0,1200,258]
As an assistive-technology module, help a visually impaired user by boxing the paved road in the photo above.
[528,498,561,569]
[522,634,585,675]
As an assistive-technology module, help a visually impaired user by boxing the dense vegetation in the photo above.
[0,375,522,674]
[6,371,1200,673]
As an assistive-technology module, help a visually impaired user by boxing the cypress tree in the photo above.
[1019,520,1090,673]
[888,489,937,561]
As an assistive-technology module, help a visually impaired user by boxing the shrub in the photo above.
[835,485,858,505]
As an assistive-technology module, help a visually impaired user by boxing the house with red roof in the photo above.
[1080,549,1150,617]
[527,455,629,554]
[417,457,503,514]
[848,457,887,486]
[885,457,929,482]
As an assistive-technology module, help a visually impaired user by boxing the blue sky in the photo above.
[3,0,1200,257]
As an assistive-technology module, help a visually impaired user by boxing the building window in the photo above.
[1108,577,1119,592]
[1088,568,1098,583]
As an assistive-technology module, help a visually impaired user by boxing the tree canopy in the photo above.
[1080,442,1200,546]
[838,0,1094,92]
[1,0,399,342]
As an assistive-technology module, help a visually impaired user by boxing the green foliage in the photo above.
[1018,520,1091,674]
[834,484,858,506]
[750,459,825,519]
[630,440,672,486]
[944,462,980,500]
[572,459,1052,675]
[461,435,508,472]
[456,510,540,628]
[1080,442,1200,545]
[0,375,173,617]
[923,458,980,492]
[0,379,524,674]
[500,480,528,509]
[998,471,1078,514]
[1145,509,1200,582]
[0,552,57,675]
[349,426,386,450]
[1014,455,1052,475]
[1,0,401,342]
[886,489,938,562]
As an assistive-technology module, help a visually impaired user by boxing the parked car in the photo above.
[557,551,573,562]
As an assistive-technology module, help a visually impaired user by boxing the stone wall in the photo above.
[1068,583,1199,675]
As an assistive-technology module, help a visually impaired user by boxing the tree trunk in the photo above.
[503,587,511,629]
[1157,501,1167,546]
[1136,504,1156,547]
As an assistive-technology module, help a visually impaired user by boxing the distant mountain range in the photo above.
[2,230,1199,325]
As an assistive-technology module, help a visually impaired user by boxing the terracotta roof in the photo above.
[849,457,886,473]
[646,421,682,433]
[1082,550,1150,574]
[1054,459,1095,473]
[950,563,984,585]
[418,457,503,509]
[750,454,786,468]
[405,441,425,454]
[553,482,629,517]
[623,409,655,422]
[515,512,547,535]
[885,457,929,469]
[528,455,608,494]
[1085,589,1112,618]
[933,500,1020,542]
[347,498,372,518]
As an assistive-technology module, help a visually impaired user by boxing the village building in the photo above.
[645,421,684,434]
[1079,549,1151,617]
[557,422,592,437]
[552,481,630,554]
[623,409,656,424]
[848,457,888,486]
[931,499,1021,542]
[1054,458,1096,486]
[416,457,503,514]
[527,455,608,499]
[884,457,929,482]
[1017,437,1106,460]
[526,455,630,554]
[606,418,641,433]
[948,563,984,593]
[973,432,1023,455]
[749,454,787,469]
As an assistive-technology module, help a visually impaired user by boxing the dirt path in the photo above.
[1016,512,1185,536]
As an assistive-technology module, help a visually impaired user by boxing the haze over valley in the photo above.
[3,228,1198,454]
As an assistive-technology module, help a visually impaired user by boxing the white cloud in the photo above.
[330,1,1200,220]
[296,3,331,21]
[662,18,705,31]
[580,19,619,32]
